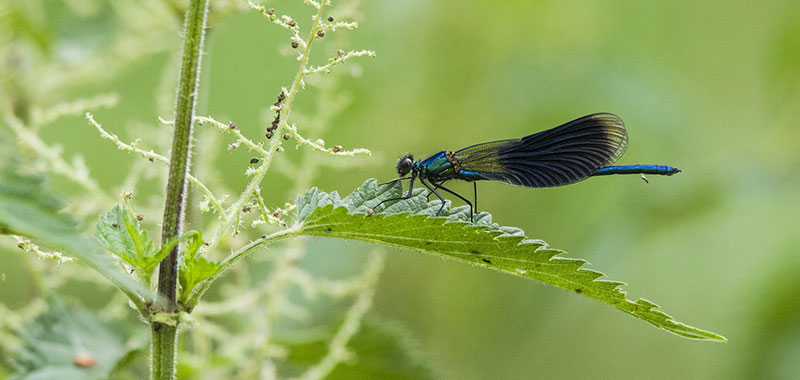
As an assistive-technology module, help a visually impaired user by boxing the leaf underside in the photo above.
[9,295,128,380]
[0,140,151,303]
[292,179,725,342]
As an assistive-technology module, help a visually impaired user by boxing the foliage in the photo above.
[95,204,198,287]
[7,296,127,380]
[289,179,724,341]
[0,142,152,312]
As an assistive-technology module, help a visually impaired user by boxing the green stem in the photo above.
[152,0,209,379]
[185,226,300,310]
[151,325,178,380]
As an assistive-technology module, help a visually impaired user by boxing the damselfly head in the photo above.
[397,154,414,176]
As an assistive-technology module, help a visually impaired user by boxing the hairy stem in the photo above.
[152,0,209,379]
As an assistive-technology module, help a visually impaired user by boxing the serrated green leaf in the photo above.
[95,206,199,286]
[95,205,164,284]
[154,231,201,274]
[292,179,726,341]
[179,256,219,303]
[178,232,220,303]
[280,318,438,380]
[182,230,205,261]
[0,139,151,310]
[95,206,153,268]
[8,295,129,380]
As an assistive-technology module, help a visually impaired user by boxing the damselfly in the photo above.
[379,113,680,221]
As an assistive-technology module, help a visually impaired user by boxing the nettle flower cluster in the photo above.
[93,0,375,309]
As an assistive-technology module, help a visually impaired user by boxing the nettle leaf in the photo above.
[179,232,220,303]
[154,232,197,272]
[291,179,725,341]
[95,206,199,285]
[0,142,151,307]
[9,295,129,380]
[183,230,205,261]
[95,205,155,273]
[281,318,438,380]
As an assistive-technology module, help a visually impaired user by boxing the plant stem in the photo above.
[185,226,300,310]
[152,0,209,379]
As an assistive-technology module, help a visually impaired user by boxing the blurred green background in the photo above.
[2,0,800,379]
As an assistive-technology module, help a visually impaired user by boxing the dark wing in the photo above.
[454,113,628,187]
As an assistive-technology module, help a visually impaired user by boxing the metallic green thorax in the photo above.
[417,150,460,181]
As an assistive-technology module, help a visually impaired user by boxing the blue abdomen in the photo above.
[592,165,681,176]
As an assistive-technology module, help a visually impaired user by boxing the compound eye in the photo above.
[397,155,413,176]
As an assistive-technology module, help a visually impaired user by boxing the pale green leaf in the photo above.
[183,229,205,261]
[95,206,199,285]
[95,205,154,272]
[8,295,129,380]
[292,179,726,341]
[178,232,220,303]
[0,140,152,310]
[179,256,220,303]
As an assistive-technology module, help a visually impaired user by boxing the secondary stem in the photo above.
[152,0,209,379]
[208,1,329,246]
